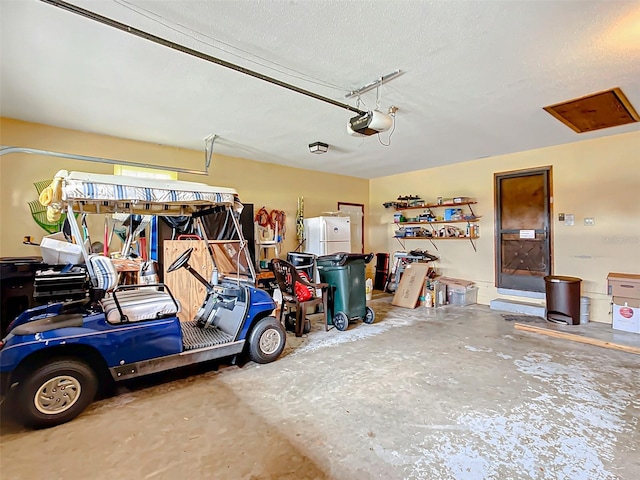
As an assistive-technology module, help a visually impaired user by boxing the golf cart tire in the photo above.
[363,306,375,324]
[14,358,98,429]
[333,312,349,331]
[248,316,286,364]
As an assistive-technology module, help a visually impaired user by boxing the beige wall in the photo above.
[3,118,639,324]
[369,130,640,324]
[0,118,369,258]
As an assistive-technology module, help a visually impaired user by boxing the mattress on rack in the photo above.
[56,170,242,215]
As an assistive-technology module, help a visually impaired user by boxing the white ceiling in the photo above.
[1,0,639,179]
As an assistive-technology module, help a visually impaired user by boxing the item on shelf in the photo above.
[453,196,472,204]
[444,208,464,221]
[439,225,464,237]
[418,211,436,222]
[408,249,439,262]
[396,195,423,208]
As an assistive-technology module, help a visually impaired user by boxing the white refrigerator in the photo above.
[304,216,351,256]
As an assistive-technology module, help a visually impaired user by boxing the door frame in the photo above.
[337,202,365,254]
[493,166,554,291]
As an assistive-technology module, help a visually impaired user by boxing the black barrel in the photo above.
[374,253,390,290]
[544,275,582,325]
[287,252,316,280]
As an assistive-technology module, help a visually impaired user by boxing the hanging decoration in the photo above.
[296,197,304,245]
[255,206,286,243]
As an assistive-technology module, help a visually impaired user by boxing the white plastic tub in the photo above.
[447,284,478,306]
[40,233,84,265]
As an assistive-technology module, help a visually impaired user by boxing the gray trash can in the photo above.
[544,275,582,325]
[287,252,315,280]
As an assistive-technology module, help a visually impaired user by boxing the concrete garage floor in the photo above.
[1,296,639,480]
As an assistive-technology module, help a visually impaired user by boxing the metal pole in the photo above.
[0,146,209,176]
[40,0,366,116]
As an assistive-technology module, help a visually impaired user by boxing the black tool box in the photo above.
[34,266,88,302]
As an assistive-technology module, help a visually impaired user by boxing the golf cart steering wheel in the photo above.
[167,247,194,273]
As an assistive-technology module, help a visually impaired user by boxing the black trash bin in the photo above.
[374,253,390,290]
[544,275,582,325]
[287,252,316,280]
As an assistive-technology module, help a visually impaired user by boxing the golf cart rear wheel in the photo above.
[14,358,98,429]
[363,306,375,324]
[333,312,349,331]
[248,316,286,364]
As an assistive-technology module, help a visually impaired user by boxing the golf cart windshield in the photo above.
[43,169,255,282]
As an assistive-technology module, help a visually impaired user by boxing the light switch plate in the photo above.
[584,217,595,226]
[558,213,565,221]
[564,214,575,226]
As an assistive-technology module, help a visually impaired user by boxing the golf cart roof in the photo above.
[56,170,242,215]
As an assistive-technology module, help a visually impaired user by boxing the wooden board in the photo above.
[514,323,640,355]
[392,263,431,308]
[164,240,212,322]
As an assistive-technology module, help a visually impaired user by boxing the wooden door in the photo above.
[495,167,552,292]
[163,240,212,321]
[337,203,364,253]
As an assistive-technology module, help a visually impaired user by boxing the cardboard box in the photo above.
[40,233,84,265]
[392,263,431,308]
[444,208,463,221]
[607,273,640,299]
[612,297,640,334]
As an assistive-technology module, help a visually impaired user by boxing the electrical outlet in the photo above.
[584,217,595,226]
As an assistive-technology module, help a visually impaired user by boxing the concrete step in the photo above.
[490,298,546,317]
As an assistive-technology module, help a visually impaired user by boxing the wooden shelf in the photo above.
[395,236,479,240]
[398,217,481,225]
[394,235,479,252]
[396,201,477,211]
[393,200,479,252]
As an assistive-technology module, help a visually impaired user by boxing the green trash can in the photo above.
[316,252,375,331]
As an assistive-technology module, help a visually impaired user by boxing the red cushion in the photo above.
[294,281,312,301]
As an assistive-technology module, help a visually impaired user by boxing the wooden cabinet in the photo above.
[163,240,213,322]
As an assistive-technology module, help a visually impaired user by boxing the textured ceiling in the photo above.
[1,0,639,178]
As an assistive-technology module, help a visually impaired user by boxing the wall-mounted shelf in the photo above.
[396,201,477,211]
[394,235,479,251]
[398,217,482,226]
[393,200,480,252]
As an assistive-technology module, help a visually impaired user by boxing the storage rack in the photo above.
[394,201,481,252]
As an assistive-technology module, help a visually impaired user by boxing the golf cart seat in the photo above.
[89,255,180,324]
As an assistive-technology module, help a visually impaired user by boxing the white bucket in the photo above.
[365,278,373,301]
[580,296,590,325]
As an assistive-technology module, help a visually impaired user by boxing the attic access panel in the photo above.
[543,87,639,133]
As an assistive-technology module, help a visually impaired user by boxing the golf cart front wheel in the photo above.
[333,312,349,331]
[14,358,98,429]
[248,316,286,364]
[363,306,375,324]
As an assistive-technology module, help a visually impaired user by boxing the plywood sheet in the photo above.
[392,263,431,308]
[164,240,212,322]
[514,322,640,355]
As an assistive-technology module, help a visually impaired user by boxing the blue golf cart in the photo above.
[0,170,285,428]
